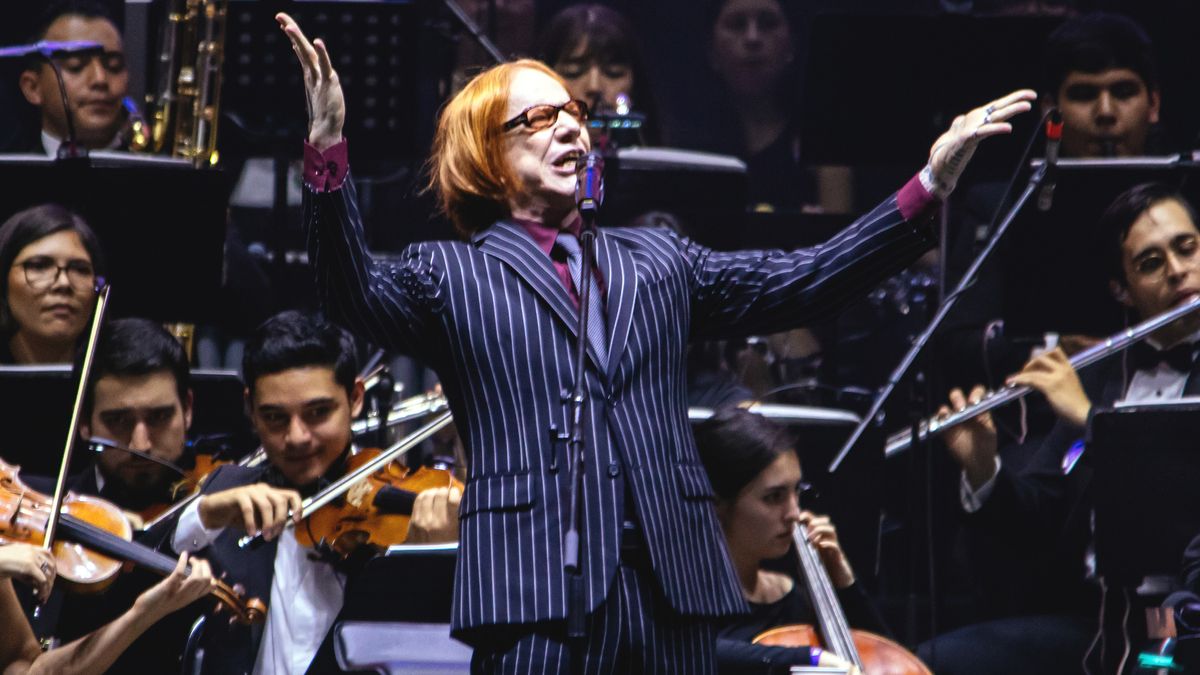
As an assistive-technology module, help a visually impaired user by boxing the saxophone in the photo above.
[130,0,228,168]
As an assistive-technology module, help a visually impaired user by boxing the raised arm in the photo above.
[688,90,1035,339]
[279,13,440,354]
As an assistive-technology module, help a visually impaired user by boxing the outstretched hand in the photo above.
[926,89,1037,197]
[277,12,345,151]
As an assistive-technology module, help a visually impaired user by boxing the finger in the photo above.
[411,490,432,524]
[948,388,966,411]
[277,13,320,72]
[288,490,303,526]
[238,497,258,536]
[250,493,277,537]
[968,384,988,402]
[313,38,335,81]
[937,404,952,420]
[431,487,449,522]
[986,89,1038,110]
[37,550,56,578]
[982,99,1033,124]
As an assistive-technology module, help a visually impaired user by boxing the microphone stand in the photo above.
[0,41,101,160]
[46,56,86,160]
[564,213,596,655]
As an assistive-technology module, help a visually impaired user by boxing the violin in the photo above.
[0,457,265,624]
[752,524,931,675]
[135,451,237,523]
[297,446,463,556]
[239,411,458,555]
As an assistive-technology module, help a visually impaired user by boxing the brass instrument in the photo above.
[135,0,228,167]
[885,296,1200,457]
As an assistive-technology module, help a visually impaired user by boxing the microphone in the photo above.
[575,151,605,219]
[1037,110,1064,212]
[0,40,103,59]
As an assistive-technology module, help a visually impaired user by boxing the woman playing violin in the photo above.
[0,204,105,365]
[695,407,888,674]
[0,541,216,674]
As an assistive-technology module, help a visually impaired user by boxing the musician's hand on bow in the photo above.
[0,543,56,600]
[198,484,302,540]
[406,485,463,544]
[1007,347,1092,428]
[277,12,345,152]
[133,552,217,620]
[940,385,998,490]
[926,89,1036,198]
[800,511,855,589]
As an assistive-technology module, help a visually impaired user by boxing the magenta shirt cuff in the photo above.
[303,139,349,192]
[896,171,939,222]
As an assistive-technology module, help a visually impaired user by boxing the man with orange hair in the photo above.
[279,12,1033,672]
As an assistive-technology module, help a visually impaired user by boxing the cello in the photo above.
[753,524,932,675]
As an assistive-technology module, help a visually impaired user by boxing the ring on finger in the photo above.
[40,561,51,575]
[985,104,996,115]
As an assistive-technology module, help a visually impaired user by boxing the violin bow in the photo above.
[42,284,111,551]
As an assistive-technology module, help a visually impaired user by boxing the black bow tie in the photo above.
[1130,340,1198,373]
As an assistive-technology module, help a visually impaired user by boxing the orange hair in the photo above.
[428,59,570,237]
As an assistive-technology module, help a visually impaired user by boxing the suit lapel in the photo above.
[596,231,639,380]
[474,221,607,371]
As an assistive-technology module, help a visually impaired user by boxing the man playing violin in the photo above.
[923,182,1200,674]
[170,310,460,674]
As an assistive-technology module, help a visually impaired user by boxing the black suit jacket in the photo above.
[968,353,1200,616]
[172,463,279,675]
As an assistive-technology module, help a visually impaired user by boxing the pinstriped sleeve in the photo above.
[686,180,937,339]
[303,173,442,357]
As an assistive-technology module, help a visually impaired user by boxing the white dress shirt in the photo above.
[173,501,346,675]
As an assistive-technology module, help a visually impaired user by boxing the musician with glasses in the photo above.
[0,203,104,364]
[12,1,130,155]
[922,182,1200,674]
[280,9,1034,671]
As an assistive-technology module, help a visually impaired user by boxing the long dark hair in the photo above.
[0,203,106,336]
[694,406,797,501]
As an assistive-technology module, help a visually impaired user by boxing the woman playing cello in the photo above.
[695,407,905,674]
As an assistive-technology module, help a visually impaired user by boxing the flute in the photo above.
[885,295,1200,457]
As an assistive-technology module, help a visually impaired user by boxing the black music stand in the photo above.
[0,154,231,323]
[0,366,252,477]
[800,13,1060,168]
[333,543,468,673]
[1000,157,1200,340]
[1090,401,1200,586]
[222,0,436,161]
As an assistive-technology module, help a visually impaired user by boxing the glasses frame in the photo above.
[16,257,97,292]
[502,99,590,132]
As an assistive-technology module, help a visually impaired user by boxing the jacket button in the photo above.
[608,462,620,478]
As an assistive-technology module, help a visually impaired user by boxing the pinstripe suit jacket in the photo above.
[304,176,936,636]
